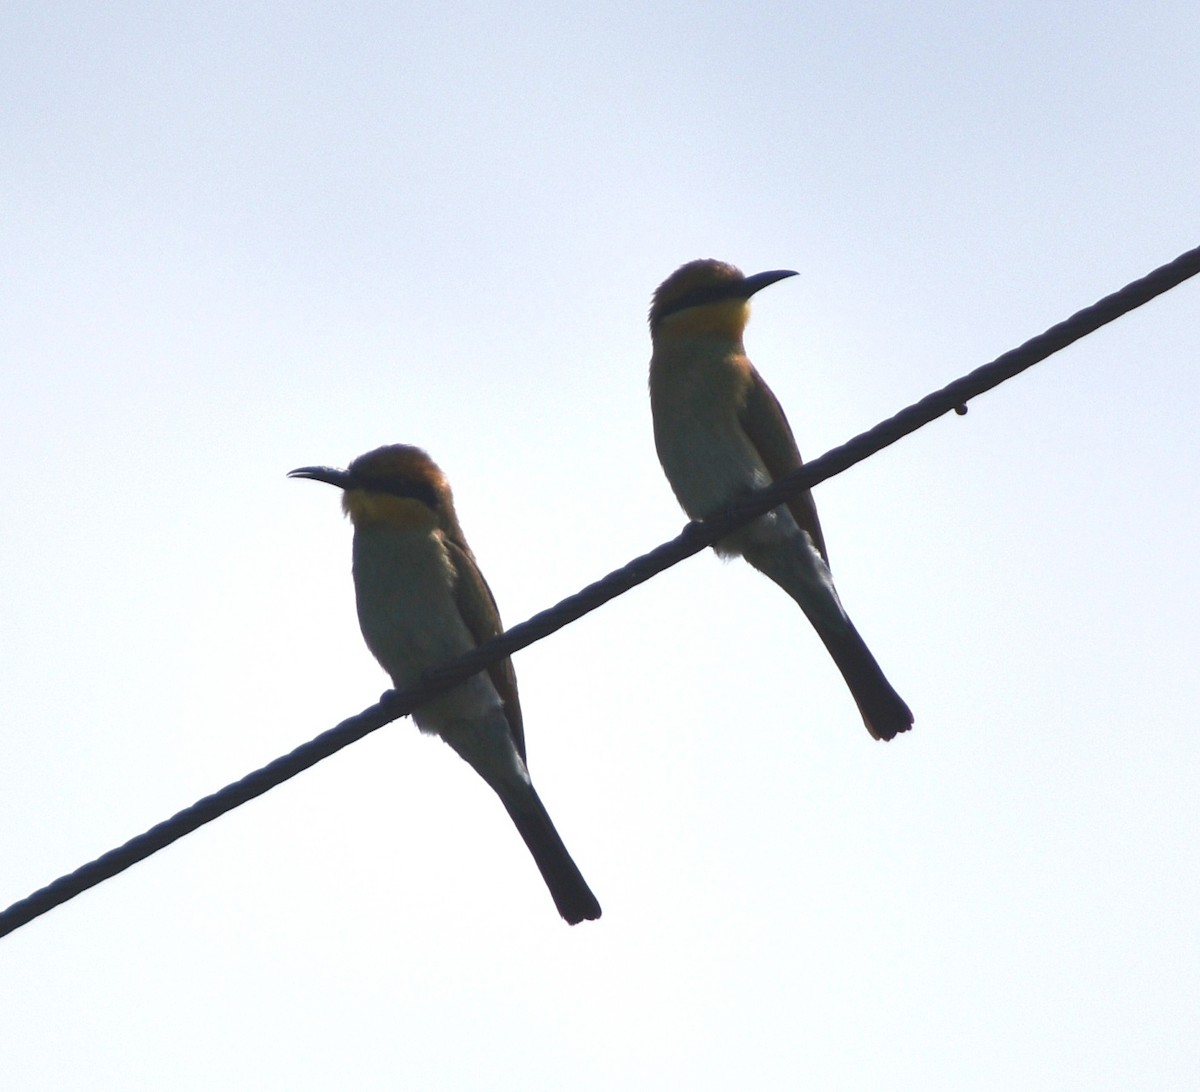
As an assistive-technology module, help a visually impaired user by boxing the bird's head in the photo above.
[289,444,452,531]
[648,259,798,341]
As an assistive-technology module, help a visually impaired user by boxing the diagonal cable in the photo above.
[1,242,1197,940]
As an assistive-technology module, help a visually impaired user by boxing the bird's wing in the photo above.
[445,538,527,759]
[739,364,830,564]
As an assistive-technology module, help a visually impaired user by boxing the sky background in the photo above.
[2,2,1198,1088]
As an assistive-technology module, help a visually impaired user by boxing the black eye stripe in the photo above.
[652,281,745,325]
[365,479,440,509]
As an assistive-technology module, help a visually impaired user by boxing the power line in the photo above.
[2,243,1197,940]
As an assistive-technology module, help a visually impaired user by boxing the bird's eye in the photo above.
[377,480,440,509]
[655,281,742,324]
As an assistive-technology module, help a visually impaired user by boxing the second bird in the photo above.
[648,259,913,741]
[290,444,601,924]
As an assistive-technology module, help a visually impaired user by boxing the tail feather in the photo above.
[812,620,913,741]
[743,535,913,741]
[501,788,602,925]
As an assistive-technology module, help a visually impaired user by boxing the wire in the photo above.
[2,243,1197,940]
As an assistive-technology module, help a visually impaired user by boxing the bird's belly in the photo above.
[656,409,769,521]
[351,530,502,726]
[354,538,462,674]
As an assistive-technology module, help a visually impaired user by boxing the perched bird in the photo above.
[289,444,601,924]
[648,259,913,741]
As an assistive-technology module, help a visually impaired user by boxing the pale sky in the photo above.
[2,3,1198,1089]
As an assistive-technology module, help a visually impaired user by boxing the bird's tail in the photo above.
[499,786,602,925]
[810,618,913,741]
[743,535,914,741]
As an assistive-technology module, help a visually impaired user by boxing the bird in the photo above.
[289,444,601,924]
[648,259,913,741]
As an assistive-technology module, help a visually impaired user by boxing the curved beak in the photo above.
[287,465,354,490]
[740,269,799,299]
